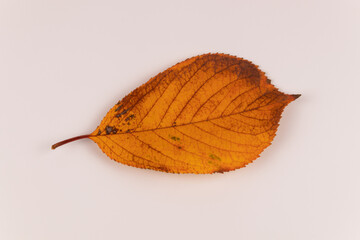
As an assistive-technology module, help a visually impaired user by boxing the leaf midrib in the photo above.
[92,102,278,138]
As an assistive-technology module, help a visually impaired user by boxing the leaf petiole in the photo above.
[51,135,92,150]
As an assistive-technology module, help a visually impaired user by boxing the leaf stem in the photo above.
[51,135,92,150]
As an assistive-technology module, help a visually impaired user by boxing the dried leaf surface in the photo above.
[83,53,299,173]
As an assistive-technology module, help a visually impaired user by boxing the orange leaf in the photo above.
[52,53,300,174]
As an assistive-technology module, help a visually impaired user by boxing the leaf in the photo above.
[52,53,300,174]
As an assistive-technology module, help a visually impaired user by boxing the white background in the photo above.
[1,0,359,239]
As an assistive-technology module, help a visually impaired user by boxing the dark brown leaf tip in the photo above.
[292,94,301,100]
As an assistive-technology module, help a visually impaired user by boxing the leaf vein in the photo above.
[174,62,239,122]
[173,127,252,154]
[156,59,210,127]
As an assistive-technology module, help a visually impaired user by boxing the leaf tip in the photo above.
[292,94,301,100]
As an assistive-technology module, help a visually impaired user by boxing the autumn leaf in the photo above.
[52,53,300,174]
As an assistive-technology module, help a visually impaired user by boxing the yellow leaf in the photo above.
[52,53,300,174]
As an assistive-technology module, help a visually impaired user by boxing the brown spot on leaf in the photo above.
[169,135,180,141]
[157,165,170,172]
[115,109,128,118]
[115,104,123,112]
[125,114,135,122]
[209,154,221,161]
[214,166,232,174]
[105,126,113,134]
